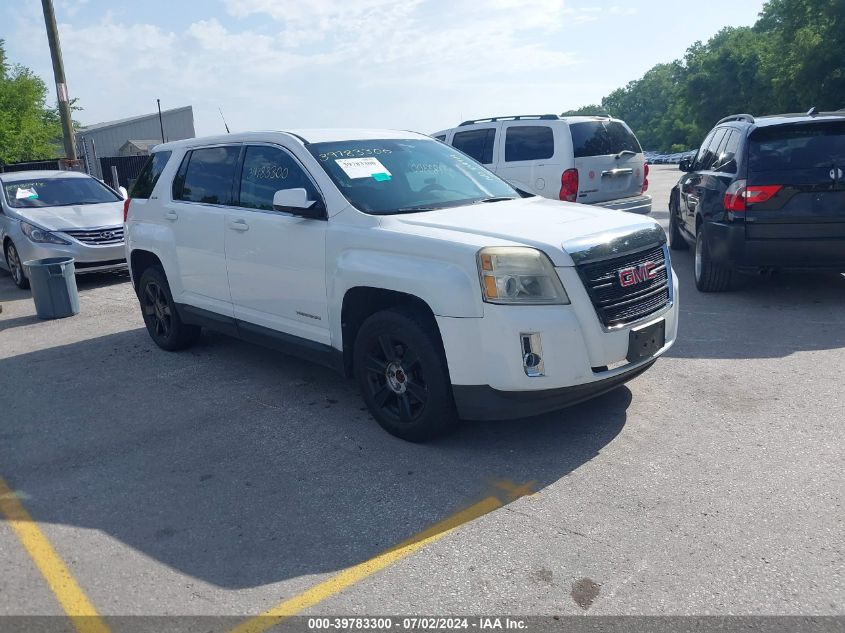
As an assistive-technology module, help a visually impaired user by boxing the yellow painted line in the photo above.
[229,495,504,633]
[0,477,110,633]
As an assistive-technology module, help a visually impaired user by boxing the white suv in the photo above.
[433,114,651,214]
[125,129,678,441]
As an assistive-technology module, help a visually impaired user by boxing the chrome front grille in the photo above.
[576,244,670,328]
[65,227,124,245]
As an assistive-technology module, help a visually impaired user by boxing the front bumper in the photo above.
[706,222,845,270]
[594,194,652,214]
[436,269,679,421]
[14,236,127,275]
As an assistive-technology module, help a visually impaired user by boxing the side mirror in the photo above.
[118,186,128,199]
[273,188,325,219]
[679,157,692,172]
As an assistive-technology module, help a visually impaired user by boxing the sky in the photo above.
[2,0,766,136]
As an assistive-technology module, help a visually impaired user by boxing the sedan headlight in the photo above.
[477,247,569,305]
[20,221,70,245]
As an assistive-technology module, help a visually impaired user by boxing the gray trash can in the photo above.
[23,257,80,319]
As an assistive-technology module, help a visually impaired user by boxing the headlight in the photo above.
[20,221,70,245]
[477,247,569,305]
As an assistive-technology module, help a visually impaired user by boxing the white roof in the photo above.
[78,106,192,132]
[0,170,92,182]
[156,128,431,151]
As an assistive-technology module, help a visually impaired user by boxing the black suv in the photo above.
[668,111,845,291]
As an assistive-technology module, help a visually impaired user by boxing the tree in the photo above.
[0,40,65,165]
[561,104,607,116]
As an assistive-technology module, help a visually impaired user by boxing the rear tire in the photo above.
[353,307,457,442]
[138,267,201,350]
[694,228,731,292]
[4,240,30,289]
[668,197,688,251]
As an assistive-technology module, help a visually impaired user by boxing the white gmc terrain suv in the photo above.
[125,129,678,441]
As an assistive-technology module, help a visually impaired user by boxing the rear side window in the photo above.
[505,126,554,162]
[173,146,240,205]
[452,128,496,164]
[238,145,319,211]
[749,121,845,172]
[570,120,641,158]
[130,151,171,199]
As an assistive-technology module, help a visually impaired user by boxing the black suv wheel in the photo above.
[694,228,731,292]
[668,197,688,251]
[138,267,201,350]
[353,307,457,442]
[4,240,30,289]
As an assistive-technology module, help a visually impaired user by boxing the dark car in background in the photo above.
[669,111,845,291]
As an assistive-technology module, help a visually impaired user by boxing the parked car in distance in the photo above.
[0,170,128,289]
[669,111,845,291]
[124,129,678,441]
[432,114,651,214]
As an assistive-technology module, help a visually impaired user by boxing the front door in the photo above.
[224,144,330,345]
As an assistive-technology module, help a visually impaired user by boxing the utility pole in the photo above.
[41,0,77,160]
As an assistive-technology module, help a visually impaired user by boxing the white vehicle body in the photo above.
[433,114,652,214]
[125,129,677,439]
[0,170,127,288]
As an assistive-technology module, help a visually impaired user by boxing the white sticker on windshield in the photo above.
[335,157,392,180]
[15,187,39,199]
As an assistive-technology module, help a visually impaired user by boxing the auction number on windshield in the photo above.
[319,148,393,161]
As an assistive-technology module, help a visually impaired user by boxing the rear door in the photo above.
[449,125,500,170]
[745,120,845,239]
[495,122,560,196]
[569,119,645,204]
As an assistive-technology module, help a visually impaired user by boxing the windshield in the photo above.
[2,177,121,208]
[308,139,518,214]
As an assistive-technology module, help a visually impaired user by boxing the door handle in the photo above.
[164,210,178,221]
[228,219,249,232]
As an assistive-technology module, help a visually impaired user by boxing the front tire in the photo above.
[138,267,200,350]
[353,307,457,442]
[668,197,688,251]
[4,240,30,289]
[694,227,731,292]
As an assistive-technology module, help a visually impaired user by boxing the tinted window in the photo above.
[3,176,121,208]
[238,145,319,211]
[701,128,728,171]
[451,128,496,164]
[749,121,845,172]
[175,146,240,205]
[433,135,446,142]
[309,138,517,215]
[570,120,641,158]
[130,151,172,199]
[692,130,717,171]
[505,126,554,162]
[713,130,741,172]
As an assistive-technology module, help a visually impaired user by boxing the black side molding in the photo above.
[175,303,343,373]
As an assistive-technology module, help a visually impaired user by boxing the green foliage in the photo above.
[568,0,845,151]
[561,104,607,116]
[0,40,65,164]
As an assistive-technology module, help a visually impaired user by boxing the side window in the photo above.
[433,135,446,142]
[694,129,725,171]
[451,128,496,164]
[174,146,240,205]
[714,130,740,172]
[238,145,319,211]
[504,126,554,162]
[130,151,172,199]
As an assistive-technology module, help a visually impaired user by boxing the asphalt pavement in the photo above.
[0,165,842,623]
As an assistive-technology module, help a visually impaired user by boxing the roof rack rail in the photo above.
[458,114,560,126]
[716,113,755,125]
[560,112,611,118]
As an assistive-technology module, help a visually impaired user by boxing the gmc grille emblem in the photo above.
[619,261,657,287]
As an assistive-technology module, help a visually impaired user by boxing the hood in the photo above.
[387,196,664,266]
[11,202,124,231]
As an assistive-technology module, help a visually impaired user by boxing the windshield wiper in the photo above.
[473,196,518,204]
[393,206,438,214]
[615,150,636,159]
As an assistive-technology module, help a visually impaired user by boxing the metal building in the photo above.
[76,105,195,178]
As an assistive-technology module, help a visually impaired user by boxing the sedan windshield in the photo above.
[3,177,121,208]
[308,139,519,214]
